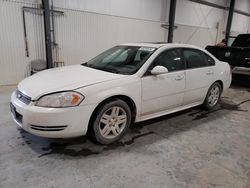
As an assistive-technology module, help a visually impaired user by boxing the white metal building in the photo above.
[1,1,250,188]
[0,0,249,85]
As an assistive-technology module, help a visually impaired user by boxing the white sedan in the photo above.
[10,43,231,144]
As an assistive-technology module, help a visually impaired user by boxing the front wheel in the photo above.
[202,82,222,110]
[90,99,131,144]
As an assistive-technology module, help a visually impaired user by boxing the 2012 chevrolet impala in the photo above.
[10,43,232,144]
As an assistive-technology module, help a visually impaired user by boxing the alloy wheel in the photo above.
[208,85,220,107]
[99,106,127,139]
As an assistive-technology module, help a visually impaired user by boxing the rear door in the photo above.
[182,48,215,105]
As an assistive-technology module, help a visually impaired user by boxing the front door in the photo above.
[141,48,186,115]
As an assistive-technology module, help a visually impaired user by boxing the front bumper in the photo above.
[10,91,96,138]
[232,67,250,76]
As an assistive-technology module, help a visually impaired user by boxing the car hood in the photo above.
[18,65,127,99]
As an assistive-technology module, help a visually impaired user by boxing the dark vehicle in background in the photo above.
[206,34,250,76]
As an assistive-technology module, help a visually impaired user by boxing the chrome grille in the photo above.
[16,90,31,105]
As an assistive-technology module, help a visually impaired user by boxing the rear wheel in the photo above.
[90,99,131,144]
[203,82,222,110]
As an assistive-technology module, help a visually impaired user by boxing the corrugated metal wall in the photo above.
[54,8,166,65]
[174,24,218,48]
[172,0,226,48]
[0,0,45,85]
[0,1,166,85]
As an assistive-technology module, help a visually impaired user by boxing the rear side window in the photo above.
[153,49,184,72]
[183,49,209,69]
[204,53,215,66]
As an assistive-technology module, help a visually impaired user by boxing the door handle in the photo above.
[206,70,214,75]
[175,75,184,80]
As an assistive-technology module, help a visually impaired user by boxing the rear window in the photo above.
[232,35,250,47]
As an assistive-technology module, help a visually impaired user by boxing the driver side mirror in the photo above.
[150,66,168,75]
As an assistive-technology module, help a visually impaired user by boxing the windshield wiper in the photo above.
[82,63,122,74]
[97,67,120,74]
[81,62,93,67]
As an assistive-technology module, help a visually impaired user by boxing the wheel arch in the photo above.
[215,80,223,90]
[206,80,224,98]
[87,95,137,133]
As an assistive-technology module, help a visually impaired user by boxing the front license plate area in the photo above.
[10,102,15,114]
[10,103,23,124]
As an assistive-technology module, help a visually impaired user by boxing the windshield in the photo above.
[82,46,156,75]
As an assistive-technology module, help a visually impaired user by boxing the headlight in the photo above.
[36,91,84,108]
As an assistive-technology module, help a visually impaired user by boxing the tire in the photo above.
[202,82,222,110]
[89,99,131,145]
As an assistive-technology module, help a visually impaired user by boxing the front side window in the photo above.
[183,49,209,69]
[152,49,184,72]
[82,46,156,75]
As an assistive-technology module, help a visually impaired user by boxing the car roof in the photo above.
[120,42,204,51]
